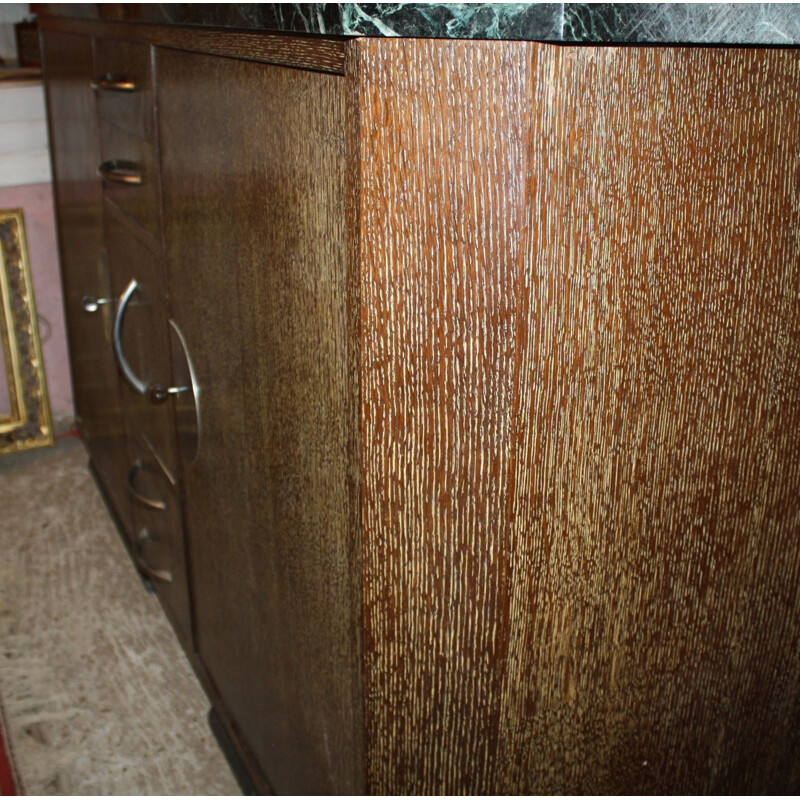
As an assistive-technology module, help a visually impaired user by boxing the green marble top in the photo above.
[37,3,800,44]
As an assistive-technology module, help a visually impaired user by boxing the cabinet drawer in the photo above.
[125,429,193,648]
[93,37,153,139]
[99,119,160,239]
[126,431,176,519]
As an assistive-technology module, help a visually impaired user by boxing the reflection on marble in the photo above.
[37,3,800,44]
[562,3,800,44]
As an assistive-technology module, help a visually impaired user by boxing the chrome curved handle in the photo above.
[112,279,148,395]
[98,160,143,185]
[82,295,113,313]
[126,462,167,511]
[90,75,137,92]
[169,319,202,463]
[136,529,173,583]
[113,280,190,402]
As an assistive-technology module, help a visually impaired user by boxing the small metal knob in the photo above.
[147,382,189,405]
[148,383,169,404]
[82,295,112,313]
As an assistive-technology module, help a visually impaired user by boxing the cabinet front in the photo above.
[43,27,193,646]
[42,29,132,532]
[104,207,193,647]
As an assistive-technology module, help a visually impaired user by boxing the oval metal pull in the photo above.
[135,529,173,583]
[112,279,148,395]
[82,295,112,313]
[169,319,202,463]
[126,461,167,512]
[98,160,143,185]
[90,75,137,92]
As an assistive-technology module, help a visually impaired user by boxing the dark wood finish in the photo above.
[98,119,160,241]
[104,203,193,647]
[39,15,346,74]
[351,38,800,794]
[156,48,362,794]
[41,28,132,532]
[42,16,800,797]
[93,37,153,139]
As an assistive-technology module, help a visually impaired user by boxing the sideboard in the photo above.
[39,5,800,794]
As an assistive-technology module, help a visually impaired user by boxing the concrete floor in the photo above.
[0,437,240,795]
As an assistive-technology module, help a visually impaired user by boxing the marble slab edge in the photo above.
[33,3,800,45]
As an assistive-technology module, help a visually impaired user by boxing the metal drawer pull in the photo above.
[126,461,167,511]
[112,279,191,403]
[82,295,112,313]
[112,279,148,395]
[97,160,143,185]
[90,75,137,92]
[169,319,202,464]
[135,529,173,583]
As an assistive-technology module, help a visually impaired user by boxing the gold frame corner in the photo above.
[0,208,54,456]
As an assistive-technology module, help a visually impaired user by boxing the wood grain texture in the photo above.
[156,48,362,794]
[41,29,133,533]
[39,15,346,75]
[352,39,800,794]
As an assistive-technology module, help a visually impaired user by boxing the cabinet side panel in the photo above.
[355,39,800,793]
[156,49,362,793]
[497,45,800,794]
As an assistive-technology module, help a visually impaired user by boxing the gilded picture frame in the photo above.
[0,209,53,455]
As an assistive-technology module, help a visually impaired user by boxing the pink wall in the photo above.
[0,182,73,428]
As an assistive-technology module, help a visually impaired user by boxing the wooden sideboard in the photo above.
[41,13,800,794]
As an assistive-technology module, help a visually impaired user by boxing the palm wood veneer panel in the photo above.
[352,39,800,794]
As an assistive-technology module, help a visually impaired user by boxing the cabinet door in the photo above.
[42,30,132,532]
[156,48,361,793]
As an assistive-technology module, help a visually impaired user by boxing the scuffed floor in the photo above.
[0,438,240,795]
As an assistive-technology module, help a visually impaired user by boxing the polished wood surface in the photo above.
[41,29,132,532]
[156,48,361,793]
[352,39,800,793]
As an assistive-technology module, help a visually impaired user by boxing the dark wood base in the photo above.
[208,709,258,796]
